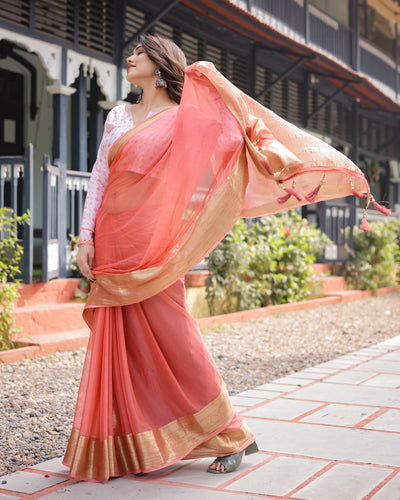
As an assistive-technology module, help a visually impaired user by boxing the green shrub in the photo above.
[339,220,398,290]
[205,211,332,315]
[0,207,30,351]
[388,218,400,274]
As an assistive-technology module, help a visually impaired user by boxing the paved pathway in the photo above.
[2,335,400,499]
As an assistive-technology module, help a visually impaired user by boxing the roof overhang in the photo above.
[181,0,400,114]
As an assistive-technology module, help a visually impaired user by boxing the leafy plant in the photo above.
[339,220,398,290]
[205,211,332,315]
[0,207,30,351]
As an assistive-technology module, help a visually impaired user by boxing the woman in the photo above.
[64,34,372,482]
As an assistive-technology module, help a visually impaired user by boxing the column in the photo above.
[71,65,87,172]
[45,84,76,278]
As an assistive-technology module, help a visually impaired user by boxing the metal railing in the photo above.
[360,39,397,91]
[66,170,89,239]
[318,200,355,261]
[309,7,352,66]
[42,155,90,282]
[247,0,398,95]
[0,145,33,283]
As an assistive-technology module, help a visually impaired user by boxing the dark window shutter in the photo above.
[35,0,74,42]
[0,0,30,27]
[78,0,113,56]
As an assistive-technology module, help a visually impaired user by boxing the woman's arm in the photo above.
[78,122,114,245]
[77,107,120,279]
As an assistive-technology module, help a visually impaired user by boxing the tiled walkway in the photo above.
[2,335,400,499]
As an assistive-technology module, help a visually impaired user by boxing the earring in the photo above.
[155,69,167,89]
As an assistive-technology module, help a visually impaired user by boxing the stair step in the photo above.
[17,279,82,306]
[312,263,332,275]
[14,302,86,336]
[322,276,345,293]
[2,329,90,364]
[18,329,90,352]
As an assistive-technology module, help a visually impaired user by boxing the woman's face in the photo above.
[126,44,157,85]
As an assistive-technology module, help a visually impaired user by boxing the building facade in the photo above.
[1,0,400,279]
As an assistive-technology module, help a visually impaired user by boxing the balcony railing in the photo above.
[246,0,399,97]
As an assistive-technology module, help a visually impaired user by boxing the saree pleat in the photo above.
[64,279,254,481]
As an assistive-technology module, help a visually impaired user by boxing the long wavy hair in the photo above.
[137,33,187,104]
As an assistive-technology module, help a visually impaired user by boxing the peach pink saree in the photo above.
[63,62,370,482]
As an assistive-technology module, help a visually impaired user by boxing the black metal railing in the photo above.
[318,201,355,261]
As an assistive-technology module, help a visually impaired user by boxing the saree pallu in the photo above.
[64,62,371,482]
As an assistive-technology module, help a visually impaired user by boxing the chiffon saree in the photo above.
[63,62,370,482]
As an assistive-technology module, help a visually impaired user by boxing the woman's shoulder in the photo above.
[106,103,129,122]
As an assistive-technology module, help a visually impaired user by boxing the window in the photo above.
[359,3,395,59]
[310,0,350,26]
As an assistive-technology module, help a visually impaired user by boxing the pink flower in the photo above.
[283,227,290,237]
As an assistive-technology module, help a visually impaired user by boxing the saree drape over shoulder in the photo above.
[64,62,370,482]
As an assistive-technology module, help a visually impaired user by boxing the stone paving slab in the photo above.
[224,456,328,497]
[243,398,324,420]
[367,472,400,500]
[379,351,400,361]
[360,373,400,388]
[271,377,312,387]
[1,334,400,499]
[0,470,68,494]
[230,396,267,407]
[254,383,296,392]
[31,458,70,475]
[235,389,284,399]
[353,360,400,373]
[246,418,400,466]
[364,409,400,432]
[299,403,379,427]
[294,463,393,500]
[323,370,378,385]
[35,478,260,500]
[289,381,400,407]
[155,453,268,488]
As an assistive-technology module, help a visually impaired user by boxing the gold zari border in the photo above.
[63,386,252,482]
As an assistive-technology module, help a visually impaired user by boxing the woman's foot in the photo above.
[206,441,259,474]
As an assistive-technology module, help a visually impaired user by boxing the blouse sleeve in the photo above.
[78,109,117,245]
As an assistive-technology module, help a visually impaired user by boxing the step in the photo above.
[312,263,332,275]
[14,302,86,336]
[18,329,90,352]
[2,329,90,364]
[16,278,82,307]
[322,276,345,293]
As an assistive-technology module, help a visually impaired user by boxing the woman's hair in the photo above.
[138,33,187,104]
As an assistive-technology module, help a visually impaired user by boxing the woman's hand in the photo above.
[76,244,95,281]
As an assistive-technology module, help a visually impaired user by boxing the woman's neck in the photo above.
[138,85,175,112]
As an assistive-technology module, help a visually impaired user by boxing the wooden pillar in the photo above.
[71,65,87,172]
[89,73,105,170]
